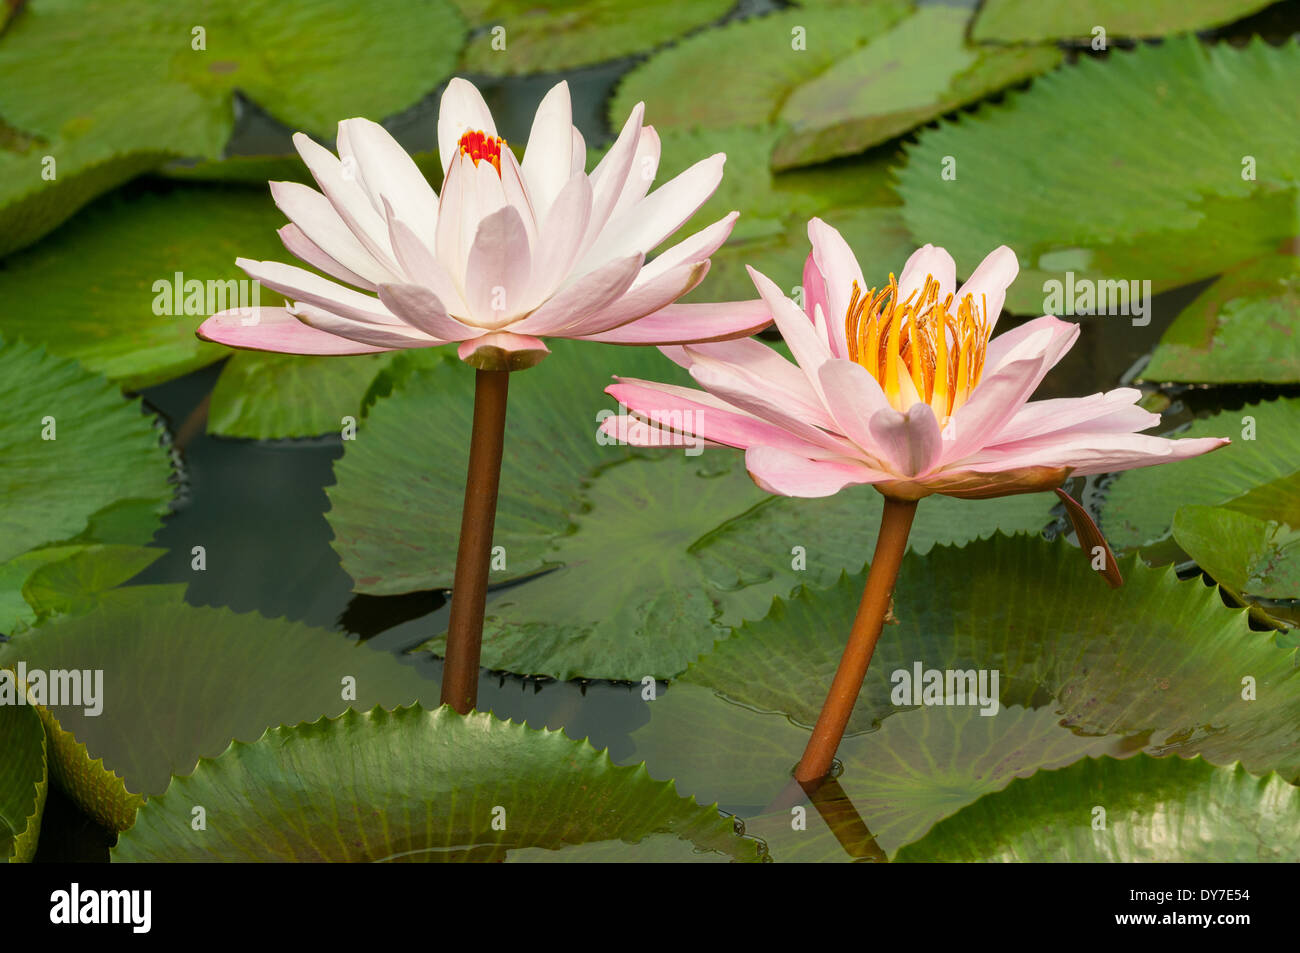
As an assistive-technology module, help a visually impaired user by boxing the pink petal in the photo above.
[807,217,864,359]
[341,117,440,251]
[511,253,644,336]
[198,307,392,355]
[464,205,532,328]
[290,302,444,349]
[582,152,725,271]
[636,212,736,286]
[897,243,956,309]
[521,81,574,220]
[674,336,823,411]
[989,389,1158,445]
[801,250,833,355]
[575,298,771,345]
[611,126,662,220]
[292,132,395,270]
[382,200,467,316]
[984,314,1077,375]
[437,78,498,176]
[526,172,593,305]
[236,258,400,326]
[745,446,889,498]
[553,260,709,337]
[816,359,893,448]
[689,360,859,457]
[581,102,645,258]
[376,283,476,340]
[458,331,550,371]
[961,433,1230,477]
[867,403,944,478]
[607,379,841,459]
[277,223,376,291]
[957,245,1018,332]
[269,181,396,287]
[746,265,832,399]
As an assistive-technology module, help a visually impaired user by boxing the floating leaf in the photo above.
[455,0,734,76]
[0,0,466,160]
[628,535,1300,857]
[208,350,397,440]
[1142,252,1300,384]
[897,755,1300,862]
[0,701,47,863]
[113,705,761,862]
[0,340,173,564]
[20,545,166,620]
[1101,397,1299,550]
[771,6,1061,169]
[609,3,912,133]
[896,37,1300,314]
[0,588,443,829]
[329,340,1054,680]
[972,0,1276,44]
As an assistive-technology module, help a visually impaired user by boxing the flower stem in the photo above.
[441,368,510,714]
[794,495,918,784]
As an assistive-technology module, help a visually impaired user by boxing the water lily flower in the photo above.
[197,78,771,714]
[198,79,768,369]
[600,217,1228,783]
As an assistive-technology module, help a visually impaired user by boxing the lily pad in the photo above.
[329,340,1055,680]
[897,755,1300,862]
[628,534,1300,857]
[1102,397,1299,550]
[771,6,1062,169]
[609,3,913,134]
[0,0,466,161]
[972,0,1276,44]
[0,701,47,863]
[1142,252,1300,384]
[208,350,398,440]
[896,36,1300,314]
[453,0,733,75]
[0,340,173,564]
[0,587,444,829]
[113,705,761,862]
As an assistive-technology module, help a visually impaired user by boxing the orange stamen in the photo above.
[458,129,506,175]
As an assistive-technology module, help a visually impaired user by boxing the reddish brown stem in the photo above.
[441,368,510,714]
[794,495,918,784]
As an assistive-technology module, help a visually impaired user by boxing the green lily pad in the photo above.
[1213,471,1300,528]
[20,545,166,619]
[0,701,47,863]
[972,0,1276,44]
[113,705,761,862]
[609,3,912,134]
[329,340,1054,680]
[454,0,734,76]
[628,534,1300,857]
[0,340,173,564]
[0,587,444,829]
[0,138,171,259]
[771,6,1062,169]
[1101,397,1299,550]
[0,0,466,161]
[896,36,1300,314]
[1172,505,1300,629]
[208,350,398,440]
[0,186,282,389]
[1142,253,1300,384]
[897,755,1300,862]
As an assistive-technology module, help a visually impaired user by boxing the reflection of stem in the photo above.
[441,369,510,714]
[805,777,887,862]
[794,495,917,784]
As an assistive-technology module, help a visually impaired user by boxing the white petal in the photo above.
[521,80,574,221]
[341,117,439,251]
[269,180,398,287]
[437,77,498,176]
[464,205,533,329]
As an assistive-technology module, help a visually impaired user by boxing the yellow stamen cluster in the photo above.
[844,273,990,420]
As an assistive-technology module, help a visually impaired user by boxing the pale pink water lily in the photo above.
[601,217,1227,501]
[197,78,770,371]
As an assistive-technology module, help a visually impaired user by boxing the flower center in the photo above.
[843,273,990,419]
[457,129,506,175]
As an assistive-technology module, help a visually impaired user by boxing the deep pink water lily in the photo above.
[602,217,1226,499]
[197,78,770,370]
[602,217,1228,785]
